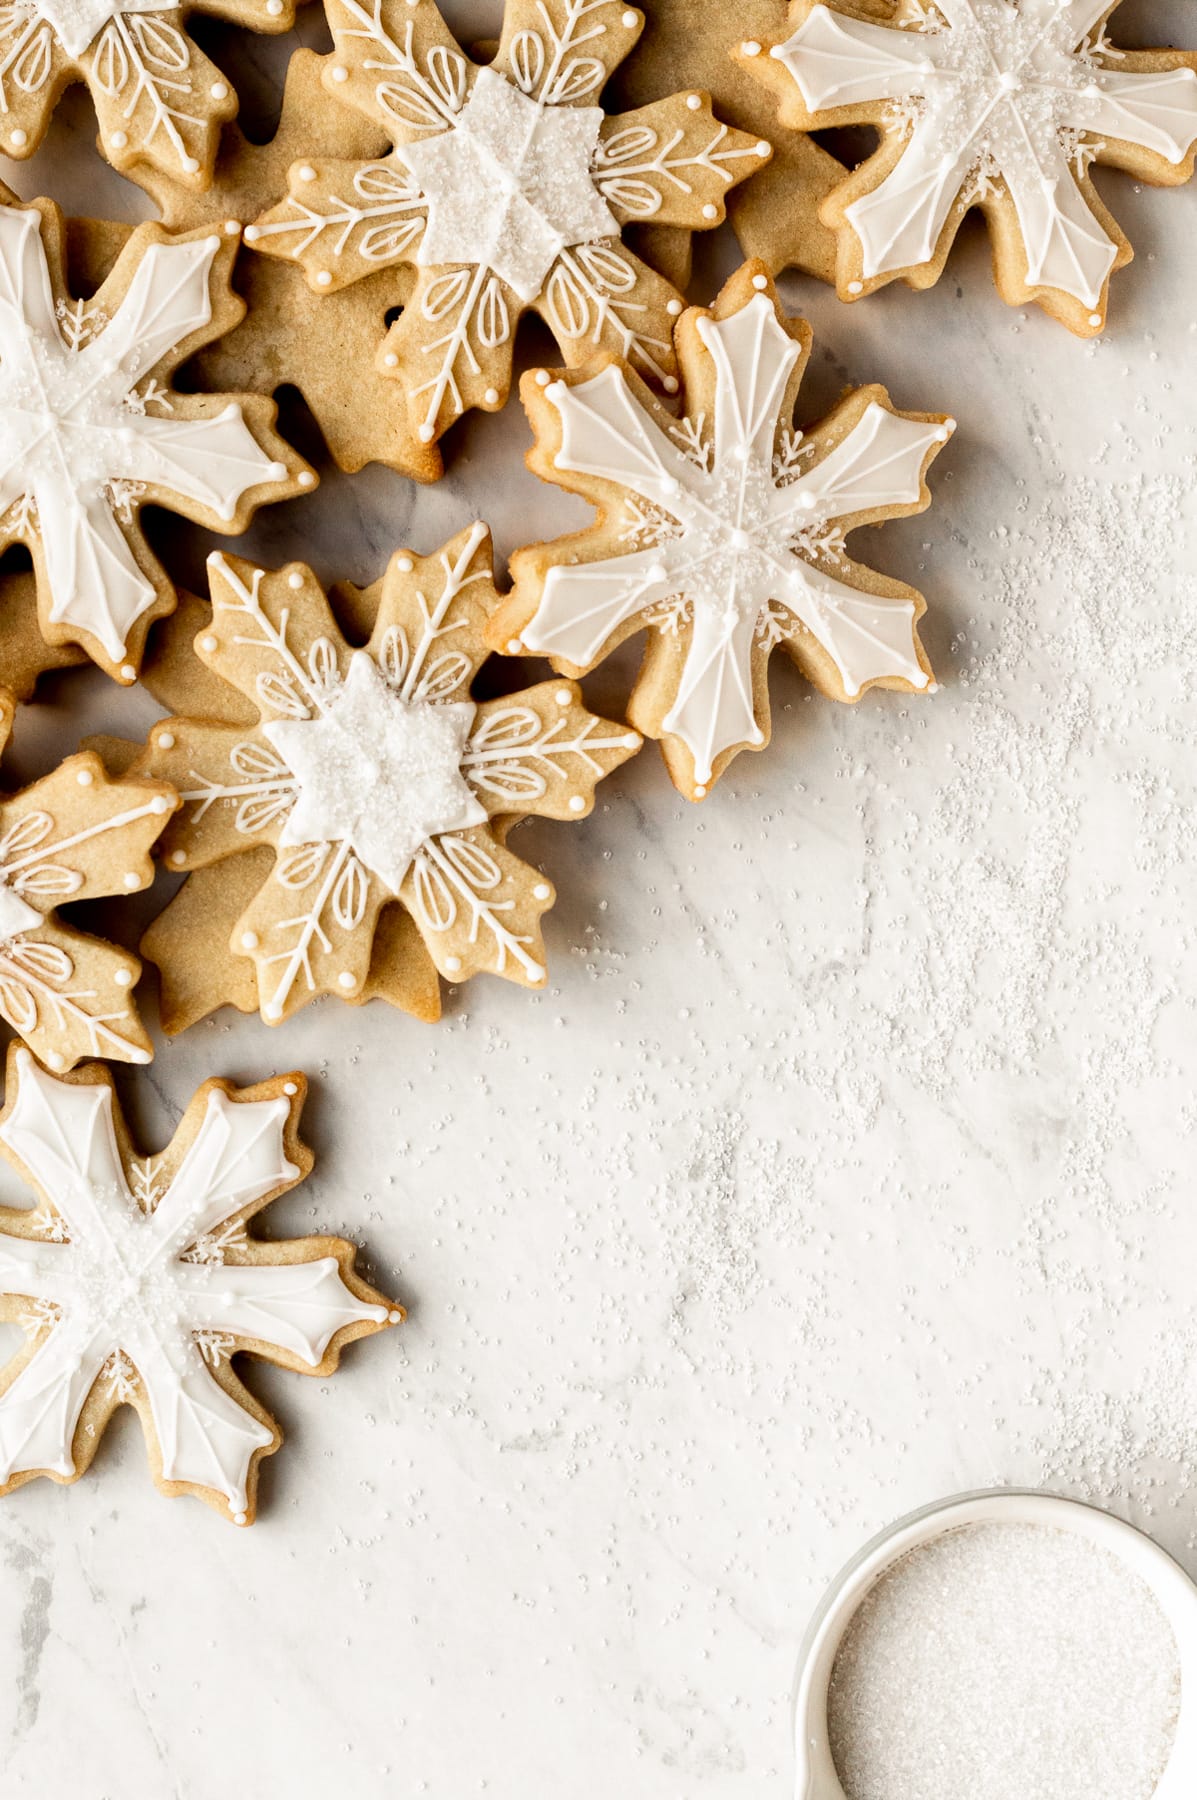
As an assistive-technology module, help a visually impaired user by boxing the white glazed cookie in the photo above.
[0,1051,399,1524]
[492,262,953,800]
[738,0,1197,334]
[0,199,314,682]
[245,0,771,457]
[134,523,641,1029]
[0,0,298,188]
[0,689,177,1070]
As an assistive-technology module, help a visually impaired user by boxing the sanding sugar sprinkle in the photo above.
[827,1522,1180,1800]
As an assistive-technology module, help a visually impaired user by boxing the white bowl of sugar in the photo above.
[794,1489,1197,1800]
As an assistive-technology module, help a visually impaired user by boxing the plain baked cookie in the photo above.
[0,1051,399,1524]
[133,523,641,1029]
[737,0,1197,335]
[130,49,436,482]
[491,262,953,800]
[245,0,771,452]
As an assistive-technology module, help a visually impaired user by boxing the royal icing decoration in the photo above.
[0,204,311,679]
[245,0,769,447]
[498,266,952,795]
[754,0,1197,324]
[0,0,293,184]
[0,1053,397,1523]
[0,689,176,1069]
[137,523,640,1025]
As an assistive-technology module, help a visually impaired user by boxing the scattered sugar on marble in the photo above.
[828,1522,1180,1800]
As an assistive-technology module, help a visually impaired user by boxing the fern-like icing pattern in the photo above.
[507,276,952,792]
[765,0,1197,316]
[0,1053,393,1521]
[142,522,640,1022]
[246,0,769,444]
[0,0,290,182]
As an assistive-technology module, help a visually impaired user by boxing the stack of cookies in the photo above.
[0,0,1190,1522]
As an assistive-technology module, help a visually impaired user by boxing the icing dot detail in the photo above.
[331,64,349,81]
[266,0,283,12]
[76,769,93,787]
[535,370,552,386]
[755,140,770,156]
[200,636,218,653]
[742,40,762,57]
[241,931,260,950]
[702,203,718,220]
[157,731,175,749]
[287,572,304,589]
[667,298,683,315]
[298,471,315,487]
[46,1051,64,1071]
[484,387,499,404]
[283,1081,298,1095]
[848,280,864,295]
[686,94,701,110]
[387,1309,402,1324]
[664,375,679,393]
[211,82,229,99]
[113,969,133,988]
[122,872,139,890]
[383,352,398,367]
[555,689,572,706]
[151,797,170,815]
[752,273,769,290]
[621,7,638,23]
[315,270,332,286]
[337,971,356,990]
[182,156,199,174]
[505,638,522,655]
[445,956,462,973]
[533,882,551,901]
[244,225,261,243]
[170,850,186,867]
[418,424,435,442]
[299,165,317,182]
[396,556,414,572]
[568,795,586,813]
[10,129,27,148]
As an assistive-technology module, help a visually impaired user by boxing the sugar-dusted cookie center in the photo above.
[29,0,173,60]
[399,66,618,302]
[264,651,486,893]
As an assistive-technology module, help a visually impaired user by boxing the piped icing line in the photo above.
[759,0,1197,318]
[0,1050,399,1523]
[0,203,312,677]
[499,268,951,795]
[134,524,640,1027]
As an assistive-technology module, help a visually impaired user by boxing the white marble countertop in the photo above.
[3,3,1197,1794]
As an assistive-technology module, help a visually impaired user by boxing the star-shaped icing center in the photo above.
[399,66,618,302]
[264,651,486,893]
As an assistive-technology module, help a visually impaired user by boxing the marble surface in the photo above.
[3,3,1197,1794]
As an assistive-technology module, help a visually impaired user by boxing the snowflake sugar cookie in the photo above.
[135,522,641,1029]
[0,1050,398,1523]
[0,200,314,683]
[244,0,771,455]
[0,0,298,187]
[739,0,1197,334]
[491,263,953,798]
[0,690,177,1068]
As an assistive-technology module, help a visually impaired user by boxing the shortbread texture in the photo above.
[0,689,177,1069]
[246,0,770,458]
[0,0,298,187]
[740,0,1197,334]
[492,263,952,799]
[135,523,641,1029]
[0,1052,397,1524]
[0,197,313,680]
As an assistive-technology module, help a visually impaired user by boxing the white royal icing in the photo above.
[520,293,945,784]
[264,649,486,895]
[30,0,171,59]
[0,209,286,660]
[399,64,618,304]
[0,883,41,942]
[772,0,1197,309]
[0,1052,388,1516]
